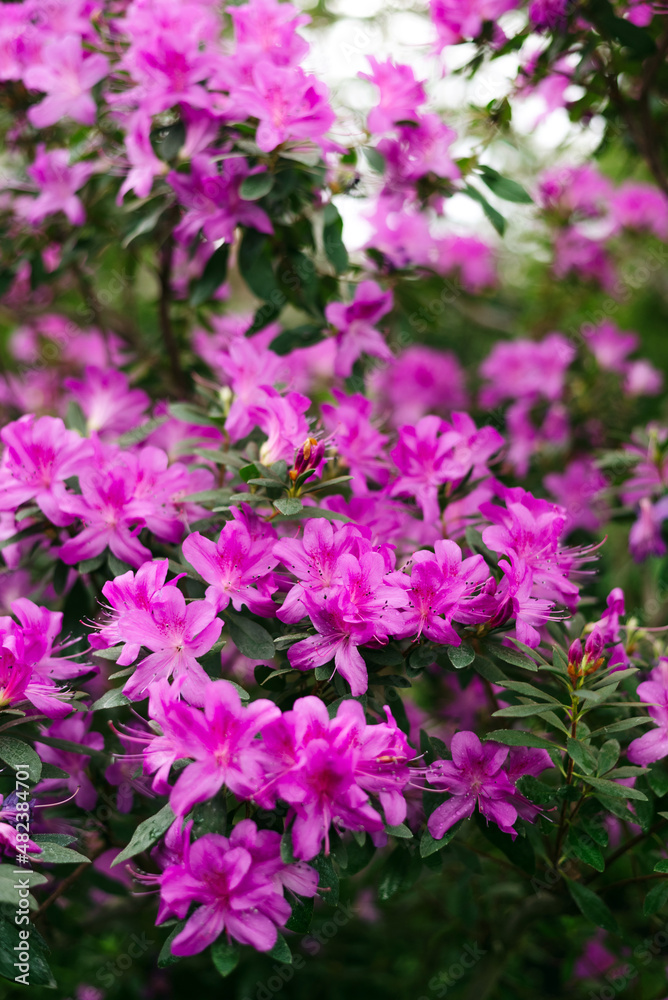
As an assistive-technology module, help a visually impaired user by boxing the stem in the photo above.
[35,847,105,919]
[552,695,578,866]
[599,872,668,892]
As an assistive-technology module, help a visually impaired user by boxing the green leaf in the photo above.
[91,688,131,711]
[364,147,386,173]
[472,656,509,684]
[92,645,125,661]
[34,735,107,760]
[419,823,461,858]
[566,878,618,932]
[567,737,598,776]
[484,730,558,750]
[477,166,533,203]
[648,765,668,798]
[492,703,561,719]
[286,894,314,933]
[267,932,292,964]
[111,803,176,866]
[477,814,535,874]
[0,915,55,987]
[581,776,648,800]
[489,644,538,669]
[589,717,654,738]
[239,172,274,200]
[499,681,560,703]
[644,880,668,916]
[270,323,325,356]
[107,554,132,577]
[273,497,304,516]
[447,645,475,669]
[190,244,230,307]
[226,611,275,660]
[118,416,169,447]
[566,831,605,872]
[386,823,413,839]
[597,740,621,775]
[157,921,186,967]
[40,763,69,780]
[0,523,46,551]
[654,861,668,874]
[122,204,167,248]
[310,853,339,906]
[280,826,296,865]
[323,203,349,273]
[168,403,220,427]
[273,506,350,523]
[463,184,506,235]
[0,736,42,783]
[34,843,90,865]
[378,849,418,901]
[238,228,279,300]
[151,120,186,161]
[210,938,240,978]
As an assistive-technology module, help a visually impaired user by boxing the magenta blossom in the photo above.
[359,58,426,133]
[0,414,94,527]
[17,145,96,227]
[143,679,280,815]
[157,820,317,955]
[325,280,394,379]
[628,661,668,765]
[24,34,109,128]
[118,589,223,705]
[426,731,551,839]
[182,517,278,616]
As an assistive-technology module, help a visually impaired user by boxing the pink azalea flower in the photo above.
[157,820,316,955]
[118,589,223,704]
[325,280,394,378]
[24,34,109,127]
[544,458,609,535]
[182,516,278,615]
[17,145,96,226]
[390,540,491,643]
[235,63,335,152]
[359,58,426,134]
[321,390,389,489]
[429,0,519,48]
[229,0,310,66]
[0,414,94,527]
[91,558,174,660]
[274,517,369,624]
[628,660,668,765]
[260,697,407,858]
[369,345,468,427]
[426,730,549,839]
[63,367,150,440]
[117,114,166,203]
[143,679,280,815]
[167,155,273,246]
[247,388,311,465]
[287,553,406,696]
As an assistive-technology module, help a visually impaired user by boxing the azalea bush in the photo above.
[1,0,668,998]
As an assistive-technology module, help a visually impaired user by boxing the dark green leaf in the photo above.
[190,244,230,307]
[477,166,533,203]
[484,730,559,751]
[210,938,240,978]
[0,736,42,783]
[644,880,668,916]
[267,932,292,964]
[566,878,618,932]
[226,611,275,660]
[447,645,475,669]
[567,737,598,776]
[239,172,274,200]
[111,803,175,866]
[273,498,303,516]
[158,921,186,967]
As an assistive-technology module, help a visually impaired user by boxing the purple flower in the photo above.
[167,155,273,246]
[118,589,223,705]
[182,516,278,616]
[35,714,104,811]
[628,660,668,765]
[359,58,426,134]
[24,34,109,128]
[325,281,394,379]
[17,145,96,227]
[0,414,94,527]
[426,731,551,840]
[235,63,335,152]
[157,820,317,955]
[144,679,280,815]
